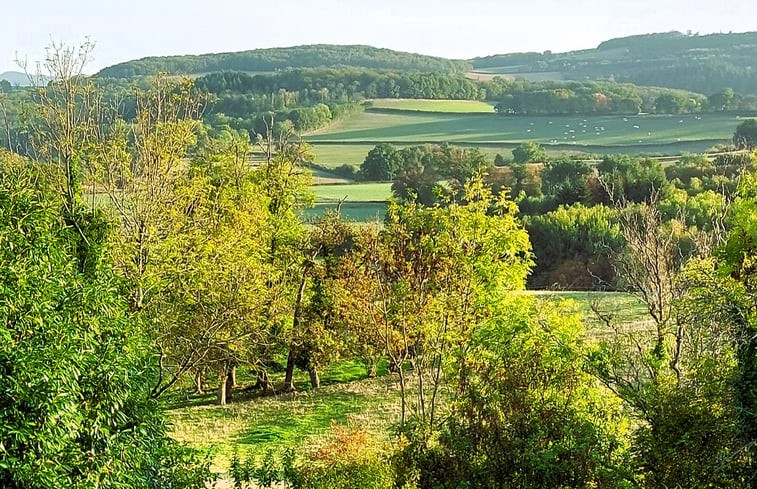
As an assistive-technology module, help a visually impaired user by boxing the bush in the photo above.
[393,297,632,489]
[230,425,394,489]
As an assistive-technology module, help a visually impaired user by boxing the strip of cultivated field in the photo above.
[307,111,741,148]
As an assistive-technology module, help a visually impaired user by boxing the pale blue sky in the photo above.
[2,0,754,73]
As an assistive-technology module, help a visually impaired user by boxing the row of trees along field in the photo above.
[1,45,756,488]
[193,68,757,121]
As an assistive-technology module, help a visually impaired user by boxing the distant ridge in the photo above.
[95,32,757,95]
[470,31,757,95]
[0,71,32,86]
[96,44,471,78]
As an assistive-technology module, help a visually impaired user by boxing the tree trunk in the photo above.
[255,370,274,394]
[367,359,378,378]
[397,361,407,429]
[193,369,205,395]
[217,367,234,405]
[282,272,309,393]
[281,347,297,393]
[225,369,234,403]
[230,365,237,388]
[217,373,227,406]
[309,366,320,389]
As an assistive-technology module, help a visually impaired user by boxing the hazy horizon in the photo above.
[2,0,756,74]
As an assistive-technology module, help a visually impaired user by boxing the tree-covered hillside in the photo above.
[96,44,470,78]
[471,31,757,95]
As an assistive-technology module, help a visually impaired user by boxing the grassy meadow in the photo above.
[306,110,741,151]
[306,183,392,223]
[168,360,398,472]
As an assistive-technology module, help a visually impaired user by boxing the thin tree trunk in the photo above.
[367,358,378,378]
[255,370,274,394]
[397,362,407,429]
[230,365,237,388]
[225,369,234,403]
[193,369,205,395]
[217,372,227,406]
[217,366,234,405]
[282,347,297,393]
[282,272,309,393]
[309,366,320,389]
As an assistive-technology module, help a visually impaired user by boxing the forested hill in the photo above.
[96,44,471,78]
[470,31,757,95]
[0,71,32,86]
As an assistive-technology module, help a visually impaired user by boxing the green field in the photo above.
[304,202,387,223]
[533,291,649,332]
[306,183,392,223]
[168,360,398,471]
[306,111,740,153]
[312,182,392,202]
[369,98,495,113]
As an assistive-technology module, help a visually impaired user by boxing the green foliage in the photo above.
[526,204,623,289]
[541,158,592,205]
[596,155,668,203]
[395,296,631,489]
[733,118,757,149]
[98,45,470,78]
[0,152,212,488]
[718,173,757,482]
[473,31,757,96]
[361,143,402,181]
[228,427,394,489]
[512,141,546,163]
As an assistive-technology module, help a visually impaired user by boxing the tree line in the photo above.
[96,44,470,78]
[472,31,757,96]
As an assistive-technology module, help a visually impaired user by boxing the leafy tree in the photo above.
[395,296,630,489]
[708,87,735,110]
[589,198,752,487]
[512,141,546,163]
[0,152,212,488]
[254,124,314,393]
[346,179,532,429]
[733,118,757,150]
[541,158,591,205]
[361,143,402,181]
[526,204,623,289]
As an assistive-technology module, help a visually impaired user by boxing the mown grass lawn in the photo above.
[167,360,398,471]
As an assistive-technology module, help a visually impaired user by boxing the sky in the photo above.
[1,0,755,74]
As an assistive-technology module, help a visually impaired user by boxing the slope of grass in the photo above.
[306,111,739,152]
[532,290,649,332]
[168,361,398,472]
[304,202,387,223]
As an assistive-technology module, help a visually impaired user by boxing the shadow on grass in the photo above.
[166,359,389,410]
[235,390,369,447]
